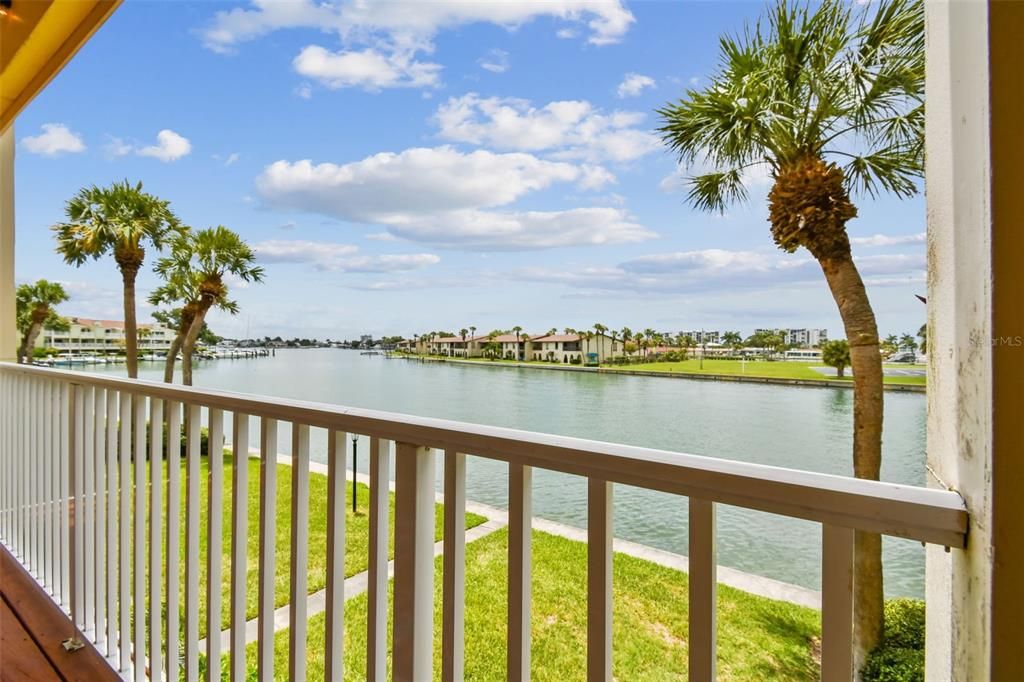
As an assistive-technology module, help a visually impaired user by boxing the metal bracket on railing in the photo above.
[61,637,85,652]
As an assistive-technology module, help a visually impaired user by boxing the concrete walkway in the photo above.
[200,454,821,654]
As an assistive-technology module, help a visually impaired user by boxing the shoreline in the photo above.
[400,355,926,393]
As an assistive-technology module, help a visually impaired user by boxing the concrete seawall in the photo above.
[401,355,926,393]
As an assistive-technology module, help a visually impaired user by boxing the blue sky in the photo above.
[14,0,926,340]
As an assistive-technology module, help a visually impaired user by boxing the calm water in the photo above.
[86,349,927,598]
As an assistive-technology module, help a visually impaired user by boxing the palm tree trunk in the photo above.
[163,332,185,383]
[180,306,210,387]
[121,267,140,379]
[818,252,884,671]
[22,323,44,364]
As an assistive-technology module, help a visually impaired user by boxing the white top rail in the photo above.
[1,362,967,547]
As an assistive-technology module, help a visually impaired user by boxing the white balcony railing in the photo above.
[0,362,967,681]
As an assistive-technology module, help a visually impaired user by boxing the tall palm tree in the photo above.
[621,327,633,357]
[916,324,927,355]
[643,328,657,357]
[155,226,264,385]
[657,0,923,659]
[15,280,69,364]
[634,332,644,358]
[52,181,181,378]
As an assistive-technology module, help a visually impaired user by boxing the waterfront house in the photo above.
[0,3,1018,680]
[35,317,175,356]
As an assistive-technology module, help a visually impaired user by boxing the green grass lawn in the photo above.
[133,454,485,644]
[234,529,821,681]
[602,358,926,386]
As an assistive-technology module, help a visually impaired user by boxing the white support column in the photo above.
[923,2,1024,678]
[0,126,15,363]
[392,442,436,682]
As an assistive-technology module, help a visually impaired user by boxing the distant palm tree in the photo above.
[154,226,264,385]
[593,323,607,363]
[643,328,657,357]
[621,327,633,357]
[547,328,557,337]
[52,180,181,377]
[634,332,644,358]
[917,324,927,355]
[15,280,69,364]
[657,0,924,655]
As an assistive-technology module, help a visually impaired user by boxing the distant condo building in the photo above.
[677,330,721,345]
[755,328,829,348]
[35,317,175,353]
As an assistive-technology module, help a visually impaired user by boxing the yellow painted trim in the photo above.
[0,0,122,133]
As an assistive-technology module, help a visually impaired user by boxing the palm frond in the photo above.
[686,169,752,213]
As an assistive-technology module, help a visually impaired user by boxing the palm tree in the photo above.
[657,0,923,658]
[154,226,264,385]
[149,271,203,383]
[547,328,557,337]
[512,325,523,359]
[634,332,644,358]
[52,181,181,378]
[15,280,69,364]
[621,327,633,357]
[917,323,927,355]
[593,323,607,363]
[643,328,657,357]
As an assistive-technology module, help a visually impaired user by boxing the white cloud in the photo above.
[556,28,578,39]
[256,146,642,251]
[103,135,133,158]
[201,0,632,91]
[850,232,926,247]
[616,73,655,98]
[689,76,700,86]
[365,232,398,242]
[384,207,653,250]
[225,152,240,166]
[253,239,439,272]
[293,45,441,91]
[295,83,313,99]
[257,146,601,219]
[137,129,192,162]
[478,48,510,73]
[22,123,86,156]
[513,246,926,294]
[434,93,659,163]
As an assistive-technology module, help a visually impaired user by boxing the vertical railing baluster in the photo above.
[165,401,182,679]
[149,398,164,679]
[33,376,42,580]
[17,374,25,561]
[393,442,435,682]
[230,412,250,681]
[132,394,147,682]
[508,462,532,682]
[185,403,202,682]
[324,430,346,682]
[257,417,278,682]
[587,479,613,682]
[821,524,854,682]
[442,449,466,682]
[72,383,85,631]
[289,423,311,680]
[94,387,107,649]
[38,378,48,586]
[60,382,71,613]
[105,389,118,657]
[118,391,132,674]
[688,498,717,682]
[1,372,8,548]
[367,437,390,681]
[43,380,53,594]
[206,408,225,680]
[83,385,95,632]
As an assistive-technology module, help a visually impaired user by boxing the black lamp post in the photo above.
[351,433,358,513]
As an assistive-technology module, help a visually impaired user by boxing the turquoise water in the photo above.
[85,348,927,598]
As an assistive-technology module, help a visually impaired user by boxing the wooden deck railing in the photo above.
[0,362,967,681]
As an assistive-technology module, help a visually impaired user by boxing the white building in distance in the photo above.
[35,317,175,354]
